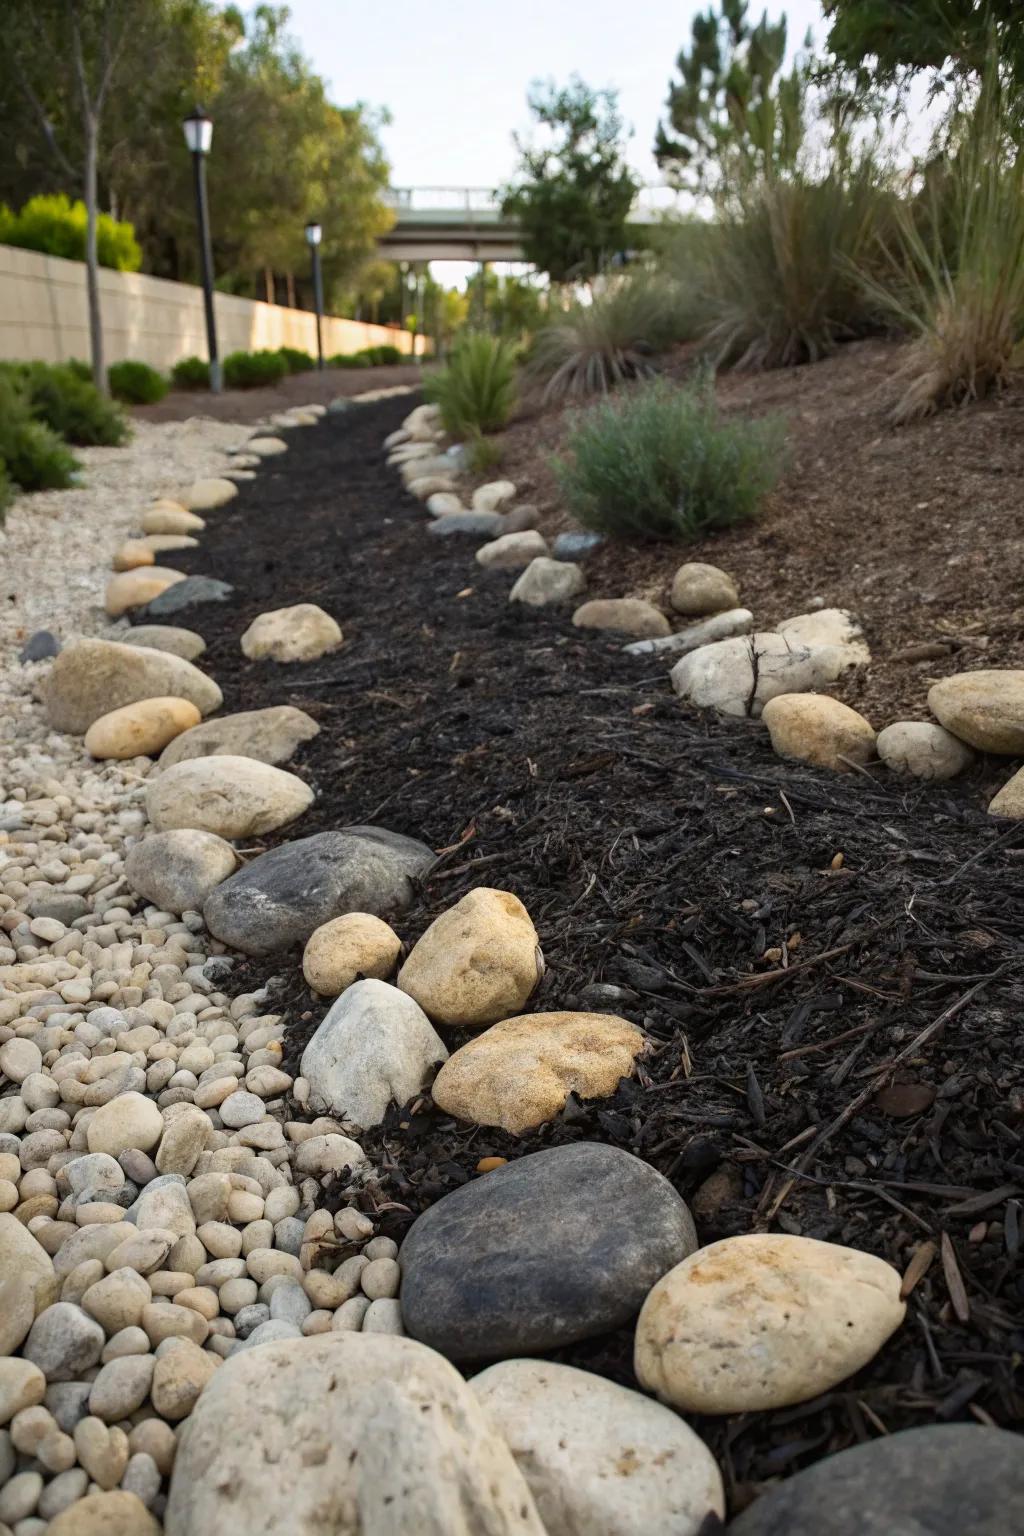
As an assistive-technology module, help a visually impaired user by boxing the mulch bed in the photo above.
[131,361,425,427]
[143,395,1024,1514]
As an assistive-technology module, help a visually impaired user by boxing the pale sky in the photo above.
[279,0,828,191]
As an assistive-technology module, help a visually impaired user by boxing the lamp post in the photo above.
[182,106,221,393]
[305,222,324,370]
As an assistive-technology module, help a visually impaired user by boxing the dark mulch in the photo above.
[131,362,426,426]
[142,395,1024,1513]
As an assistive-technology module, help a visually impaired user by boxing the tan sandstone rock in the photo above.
[572,598,671,639]
[634,1233,905,1414]
[181,478,237,511]
[140,504,205,536]
[928,670,1024,754]
[761,694,876,771]
[431,1011,646,1134]
[988,766,1024,819]
[105,567,186,618]
[398,888,542,1029]
[157,705,319,769]
[302,913,403,997]
[476,530,548,568]
[876,721,974,781]
[0,1216,59,1356]
[472,480,517,513]
[112,541,155,572]
[509,558,586,608]
[240,604,342,664]
[45,639,222,733]
[47,1490,161,1536]
[84,697,201,760]
[670,562,739,617]
[145,754,313,838]
[122,626,207,661]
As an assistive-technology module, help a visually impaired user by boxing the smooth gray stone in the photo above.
[399,1143,697,1363]
[203,825,434,956]
[729,1425,1024,1535]
[20,630,60,662]
[27,893,89,925]
[157,706,319,770]
[552,532,604,560]
[140,576,233,618]
[427,511,504,539]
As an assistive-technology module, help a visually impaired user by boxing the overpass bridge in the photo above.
[378,186,685,263]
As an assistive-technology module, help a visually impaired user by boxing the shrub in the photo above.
[0,460,12,523]
[465,433,505,473]
[0,194,141,270]
[697,159,893,369]
[529,277,683,403]
[861,78,1024,421]
[277,346,316,373]
[8,362,127,446]
[423,332,516,436]
[108,361,168,405]
[553,374,784,541]
[357,344,404,365]
[172,355,211,389]
[0,374,79,493]
[66,359,94,383]
[328,353,370,368]
[223,349,289,388]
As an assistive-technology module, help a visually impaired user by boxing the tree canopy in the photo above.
[501,78,639,285]
[823,0,1024,103]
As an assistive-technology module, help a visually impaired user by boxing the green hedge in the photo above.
[223,349,289,388]
[108,360,168,404]
[0,195,141,271]
[277,346,316,373]
[171,355,211,389]
[3,362,128,446]
[0,373,80,502]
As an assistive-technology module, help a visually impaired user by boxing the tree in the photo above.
[823,0,1024,104]
[501,79,639,285]
[655,1,807,193]
[5,0,149,390]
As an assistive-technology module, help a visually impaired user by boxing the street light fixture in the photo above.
[182,106,221,393]
[305,221,325,371]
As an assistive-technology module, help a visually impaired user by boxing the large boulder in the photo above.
[761,694,876,772]
[122,625,206,661]
[0,1215,59,1356]
[928,670,1024,753]
[876,720,974,781]
[634,1233,904,1414]
[399,1144,697,1362]
[125,829,238,914]
[164,1333,546,1536]
[44,639,221,734]
[240,605,342,664]
[509,558,586,608]
[145,755,313,838]
[203,826,435,955]
[671,633,863,718]
[84,697,201,760]
[669,562,739,616]
[300,978,448,1128]
[572,598,671,639]
[432,1011,646,1133]
[158,705,319,769]
[471,1359,725,1536]
[397,888,542,1029]
[729,1425,1024,1536]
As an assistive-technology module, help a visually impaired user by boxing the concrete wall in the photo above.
[0,243,423,370]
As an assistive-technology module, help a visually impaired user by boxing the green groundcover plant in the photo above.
[554,373,785,541]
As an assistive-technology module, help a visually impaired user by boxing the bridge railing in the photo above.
[385,184,690,223]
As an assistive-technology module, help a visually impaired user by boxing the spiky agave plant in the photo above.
[423,332,517,437]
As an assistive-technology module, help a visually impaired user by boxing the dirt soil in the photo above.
[496,339,1024,727]
[132,361,425,426]
[137,393,1023,1516]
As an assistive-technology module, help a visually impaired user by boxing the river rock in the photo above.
[23,1302,105,1381]
[428,511,505,539]
[476,530,548,568]
[140,504,204,535]
[472,480,516,513]
[125,829,238,913]
[204,826,434,955]
[158,705,319,768]
[928,669,1024,753]
[572,598,671,638]
[140,575,234,618]
[105,567,187,618]
[165,1333,545,1536]
[671,632,864,718]
[20,629,60,662]
[300,978,447,1127]
[87,1093,164,1158]
[761,694,876,771]
[240,604,342,664]
[246,436,288,457]
[876,720,974,781]
[634,1233,905,1414]
[779,607,870,664]
[731,1425,1024,1536]
[139,533,200,555]
[150,1339,218,1421]
[0,1358,47,1424]
[84,697,201,760]
[146,755,313,837]
[670,562,739,616]
[0,1216,59,1355]
[989,765,1024,818]
[623,607,754,657]
[398,888,541,1029]
[552,531,603,560]
[424,491,463,515]
[112,540,155,571]
[509,558,586,607]
[400,1144,697,1361]
[45,638,221,733]
[502,504,541,533]
[47,1489,161,1536]
[471,1359,725,1536]
[302,912,402,996]
[122,625,207,661]
[88,1356,155,1422]
[181,478,237,511]
[432,1011,646,1133]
